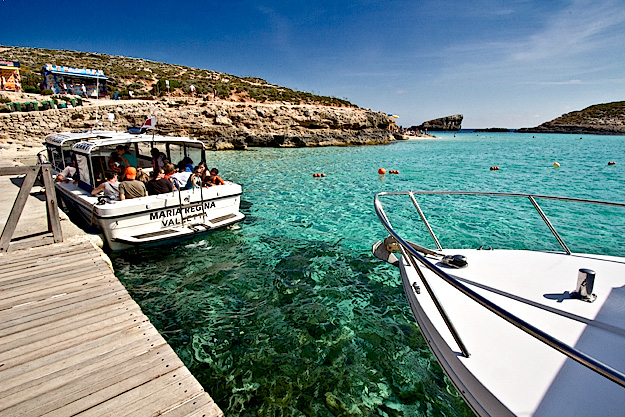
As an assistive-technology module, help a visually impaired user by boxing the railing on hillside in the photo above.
[0,165,63,252]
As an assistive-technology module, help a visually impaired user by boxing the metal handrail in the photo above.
[374,191,625,388]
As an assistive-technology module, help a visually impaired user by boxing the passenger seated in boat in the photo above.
[188,166,204,189]
[150,148,166,171]
[90,170,119,199]
[135,167,149,184]
[170,161,193,190]
[163,163,176,179]
[108,151,123,175]
[56,160,78,183]
[204,168,225,186]
[118,167,147,200]
[116,145,137,169]
[146,167,174,195]
[181,157,194,172]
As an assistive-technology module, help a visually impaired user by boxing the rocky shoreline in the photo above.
[0,95,406,162]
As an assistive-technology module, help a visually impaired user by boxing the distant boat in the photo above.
[373,190,625,416]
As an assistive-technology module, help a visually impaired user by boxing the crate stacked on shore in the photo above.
[0,97,83,113]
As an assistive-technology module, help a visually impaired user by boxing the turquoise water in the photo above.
[113,132,625,416]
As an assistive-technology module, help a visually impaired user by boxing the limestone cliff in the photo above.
[0,100,396,150]
[516,101,625,135]
[415,114,463,131]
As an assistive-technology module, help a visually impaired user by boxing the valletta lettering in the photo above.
[149,201,216,226]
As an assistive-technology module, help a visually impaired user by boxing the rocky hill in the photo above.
[517,101,625,135]
[0,46,398,152]
[0,45,352,107]
[414,114,463,131]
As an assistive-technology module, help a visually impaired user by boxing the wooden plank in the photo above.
[0,249,100,278]
[75,368,197,417]
[117,369,207,417]
[160,393,223,417]
[0,324,167,402]
[41,165,63,243]
[0,167,39,252]
[39,356,187,416]
[0,309,150,366]
[0,297,144,354]
[0,290,138,338]
[0,166,31,176]
[0,252,104,279]
[0,284,131,324]
[0,263,111,292]
[8,236,56,252]
[0,289,133,332]
[0,343,180,417]
[0,239,223,417]
[0,241,93,267]
[0,273,120,311]
[0,321,158,382]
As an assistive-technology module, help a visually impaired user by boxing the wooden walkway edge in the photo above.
[0,239,223,417]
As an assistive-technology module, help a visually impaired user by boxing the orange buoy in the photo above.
[378,168,386,175]
[321,173,326,177]
[608,161,616,165]
[313,173,319,177]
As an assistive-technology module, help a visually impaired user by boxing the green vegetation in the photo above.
[1,46,355,107]
[556,101,625,125]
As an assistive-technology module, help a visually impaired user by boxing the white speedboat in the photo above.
[43,130,244,251]
[373,191,625,417]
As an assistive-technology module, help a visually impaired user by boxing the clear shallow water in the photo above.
[113,132,625,416]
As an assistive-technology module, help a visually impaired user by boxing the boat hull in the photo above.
[399,249,625,417]
[57,182,244,251]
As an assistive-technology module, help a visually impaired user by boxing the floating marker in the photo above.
[378,168,386,175]
[553,162,560,167]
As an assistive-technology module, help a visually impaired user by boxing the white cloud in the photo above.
[438,0,625,82]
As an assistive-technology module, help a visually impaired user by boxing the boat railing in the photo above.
[374,191,625,388]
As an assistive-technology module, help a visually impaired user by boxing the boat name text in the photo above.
[149,201,216,222]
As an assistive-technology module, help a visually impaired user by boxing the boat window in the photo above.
[186,145,204,166]
[168,143,185,165]
[47,145,63,171]
[135,142,154,168]
[75,154,93,189]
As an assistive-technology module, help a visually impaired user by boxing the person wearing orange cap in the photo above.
[118,167,147,200]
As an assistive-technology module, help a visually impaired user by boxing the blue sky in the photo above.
[2,0,624,128]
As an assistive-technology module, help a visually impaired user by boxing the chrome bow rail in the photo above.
[374,191,625,388]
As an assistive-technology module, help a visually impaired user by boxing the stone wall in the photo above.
[0,100,397,150]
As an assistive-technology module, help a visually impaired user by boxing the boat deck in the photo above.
[0,240,222,417]
[404,249,625,416]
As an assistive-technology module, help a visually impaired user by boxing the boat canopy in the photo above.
[45,130,207,192]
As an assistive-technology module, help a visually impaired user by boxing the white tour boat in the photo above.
[43,129,244,251]
[373,191,625,417]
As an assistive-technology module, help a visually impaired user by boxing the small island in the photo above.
[473,128,511,132]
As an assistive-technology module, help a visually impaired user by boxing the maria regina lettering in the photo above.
[150,201,216,221]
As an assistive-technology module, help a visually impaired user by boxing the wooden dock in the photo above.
[0,239,223,416]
